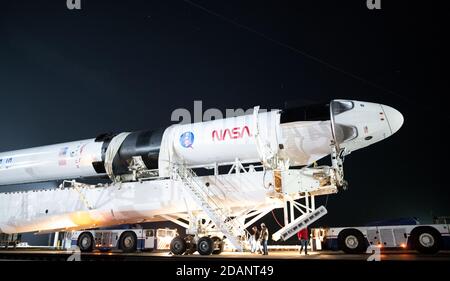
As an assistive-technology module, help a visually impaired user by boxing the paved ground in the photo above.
[0,248,449,261]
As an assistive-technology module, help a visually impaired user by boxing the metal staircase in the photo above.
[272,205,328,241]
[175,165,248,251]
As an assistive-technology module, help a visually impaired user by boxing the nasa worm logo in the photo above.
[67,0,81,10]
[180,132,195,148]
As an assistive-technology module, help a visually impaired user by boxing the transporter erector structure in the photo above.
[0,100,403,254]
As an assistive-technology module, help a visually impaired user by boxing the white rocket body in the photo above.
[0,100,404,187]
[0,140,104,185]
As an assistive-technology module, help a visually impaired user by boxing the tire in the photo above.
[410,227,442,254]
[197,237,214,255]
[170,236,187,255]
[119,232,137,253]
[338,229,366,254]
[211,236,224,255]
[77,232,94,252]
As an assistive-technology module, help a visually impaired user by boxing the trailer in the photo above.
[312,218,450,254]
[0,233,21,249]
[69,228,177,253]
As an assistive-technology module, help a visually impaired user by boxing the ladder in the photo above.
[175,165,248,251]
[272,205,328,241]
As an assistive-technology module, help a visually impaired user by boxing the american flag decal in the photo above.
[58,147,68,166]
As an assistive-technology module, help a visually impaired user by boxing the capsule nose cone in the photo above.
[381,105,404,135]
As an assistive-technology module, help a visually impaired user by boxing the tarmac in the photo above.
[1,248,449,261]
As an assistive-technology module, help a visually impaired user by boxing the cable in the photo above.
[182,0,410,103]
[262,169,271,189]
[183,1,450,122]
[271,210,284,228]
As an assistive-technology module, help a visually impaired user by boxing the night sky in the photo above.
[0,0,448,232]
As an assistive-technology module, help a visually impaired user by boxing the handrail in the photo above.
[174,164,250,246]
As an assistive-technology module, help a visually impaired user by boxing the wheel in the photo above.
[120,232,137,253]
[197,237,214,255]
[77,232,94,252]
[338,229,366,254]
[411,227,442,254]
[170,236,187,255]
[211,236,224,255]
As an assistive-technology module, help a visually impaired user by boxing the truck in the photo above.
[311,217,450,254]
[0,233,21,249]
[69,228,177,253]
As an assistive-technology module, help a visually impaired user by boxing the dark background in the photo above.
[0,0,448,244]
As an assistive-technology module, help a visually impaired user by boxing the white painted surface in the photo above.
[0,139,104,186]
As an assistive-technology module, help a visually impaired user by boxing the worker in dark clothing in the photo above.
[259,223,269,255]
[297,228,309,255]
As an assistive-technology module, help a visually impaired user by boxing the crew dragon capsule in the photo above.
[0,100,403,187]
